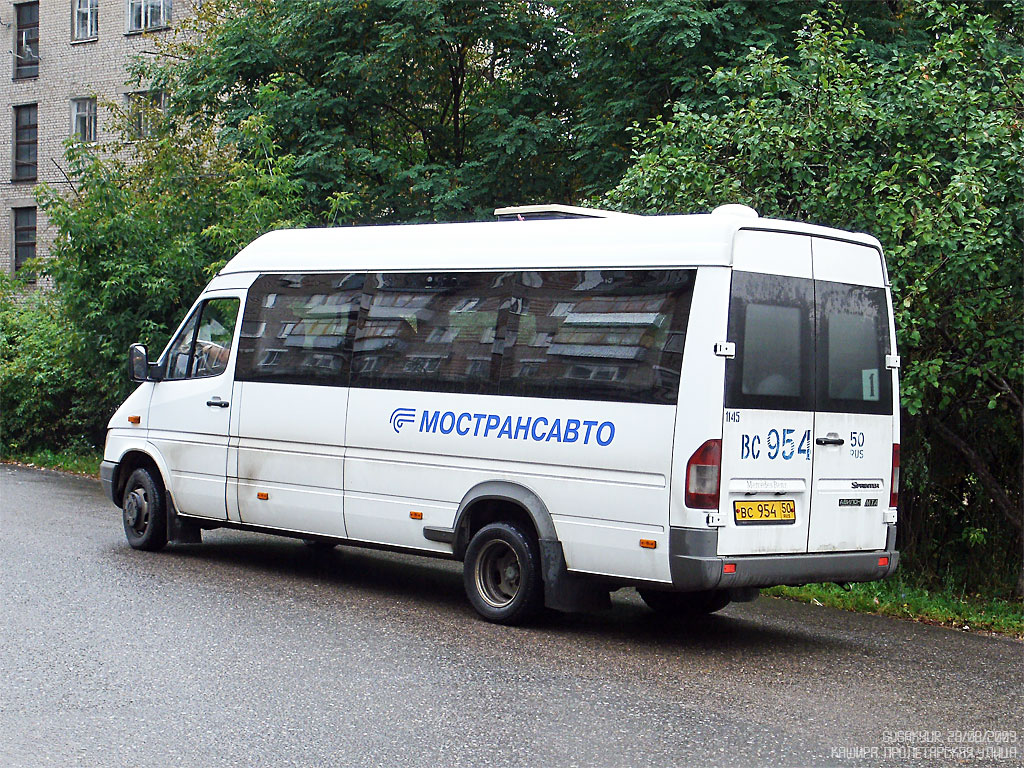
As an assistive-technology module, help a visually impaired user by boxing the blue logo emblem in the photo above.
[389,407,417,434]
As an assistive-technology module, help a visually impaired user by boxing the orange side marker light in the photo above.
[128,416,141,424]
[639,539,657,549]
[257,492,269,501]
[409,511,423,520]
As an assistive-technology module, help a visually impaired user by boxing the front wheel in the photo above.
[637,588,731,617]
[463,522,543,625]
[122,467,168,552]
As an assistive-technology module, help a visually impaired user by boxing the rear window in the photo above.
[816,281,892,415]
[726,272,893,415]
[725,272,815,412]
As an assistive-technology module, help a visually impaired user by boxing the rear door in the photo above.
[807,238,894,552]
[718,232,815,555]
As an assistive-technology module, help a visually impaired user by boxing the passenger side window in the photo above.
[499,270,695,404]
[352,272,505,394]
[235,273,363,386]
[725,272,814,411]
[163,298,240,380]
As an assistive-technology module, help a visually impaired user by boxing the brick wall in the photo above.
[1,0,196,279]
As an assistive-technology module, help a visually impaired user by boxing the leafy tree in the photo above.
[147,0,575,222]
[3,107,309,448]
[605,1,1023,594]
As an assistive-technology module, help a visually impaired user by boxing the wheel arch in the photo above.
[111,446,171,508]
[452,481,556,560]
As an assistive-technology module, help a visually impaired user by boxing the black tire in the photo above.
[121,467,168,552]
[638,588,731,617]
[463,522,543,625]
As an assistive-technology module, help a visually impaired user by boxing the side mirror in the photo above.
[128,344,149,383]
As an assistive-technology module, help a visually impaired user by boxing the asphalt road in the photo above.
[1,465,1021,768]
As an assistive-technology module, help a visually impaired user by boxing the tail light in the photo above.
[686,439,722,509]
[889,444,900,509]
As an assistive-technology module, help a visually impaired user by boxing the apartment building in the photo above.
[2,0,194,280]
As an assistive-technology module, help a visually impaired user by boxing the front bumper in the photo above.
[669,525,899,591]
[100,461,118,506]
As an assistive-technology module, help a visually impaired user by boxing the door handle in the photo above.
[815,436,844,446]
[206,399,230,408]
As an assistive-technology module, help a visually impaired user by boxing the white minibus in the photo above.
[101,205,901,624]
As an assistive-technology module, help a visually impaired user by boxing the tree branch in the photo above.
[928,415,1023,534]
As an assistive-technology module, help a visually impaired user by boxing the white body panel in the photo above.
[344,389,674,581]
[232,382,349,537]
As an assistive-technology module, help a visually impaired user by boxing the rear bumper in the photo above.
[100,461,118,506]
[669,525,898,591]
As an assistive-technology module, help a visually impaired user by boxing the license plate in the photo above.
[734,499,796,525]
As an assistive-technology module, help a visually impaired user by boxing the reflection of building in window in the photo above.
[427,328,459,343]
[566,364,624,382]
[241,321,266,338]
[354,356,381,374]
[258,349,285,368]
[404,356,442,374]
[466,358,490,377]
[516,361,544,377]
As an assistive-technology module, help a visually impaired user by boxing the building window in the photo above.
[127,0,171,33]
[13,104,38,181]
[13,207,37,281]
[73,0,99,40]
[126,91,166,138]
[72,98,98,142]
[14,3,40,79]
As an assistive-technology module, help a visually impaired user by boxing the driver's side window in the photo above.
[163,298,240,381]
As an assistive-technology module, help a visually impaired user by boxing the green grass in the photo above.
[2,446,102,477]
[766,578,1024,638]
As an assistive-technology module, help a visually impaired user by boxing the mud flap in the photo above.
[166,496,203,545]
[539,539,610,613]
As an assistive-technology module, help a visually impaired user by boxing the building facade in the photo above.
[2,0,193,280]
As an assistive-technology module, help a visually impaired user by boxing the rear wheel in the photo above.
[122,467,168,551]
[638,588,731,617]
[463,522,543,625]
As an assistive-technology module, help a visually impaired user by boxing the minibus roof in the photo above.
[219,213,883,275]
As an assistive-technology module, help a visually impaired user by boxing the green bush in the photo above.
[0,277,108,451]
